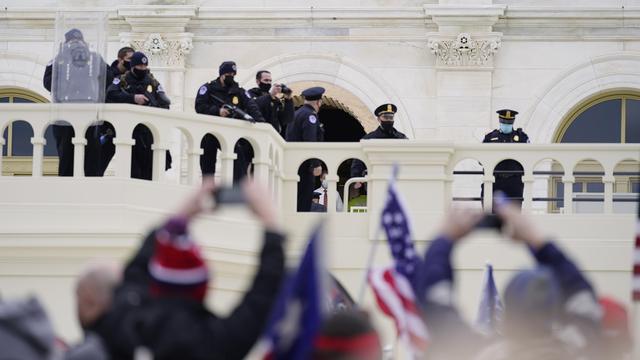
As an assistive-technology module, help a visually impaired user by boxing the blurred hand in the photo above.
[494,195,546,250]
[134,94,148,105]
[219,107,231,117]
[312,166,323,177]
[438,208,484,242]
[242,180,281,232]
[176,177,216,220]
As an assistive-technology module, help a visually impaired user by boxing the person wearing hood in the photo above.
[106,51,172,180]
[195,61,265,182]
[350,103,407,186]
[92,179,286,359]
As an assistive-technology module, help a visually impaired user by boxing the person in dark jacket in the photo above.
[110,46,134,77]
[195,61,266,183]
[350,103,407,186]
[43,28,114,177]
[94,179,286,360]
[413,195,605,360]
[106,51,172,180]
[286,87,325,212]
[247,70,294,137]
[482,109,530,209]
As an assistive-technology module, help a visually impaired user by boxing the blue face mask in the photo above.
[499,123,513,134]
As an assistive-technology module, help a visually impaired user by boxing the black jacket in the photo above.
[195,78,265,122]
[285,104,323,142]
[106,71,170,109]
[247,87,294,135]
[483,128,529,174]
[350,126,407,177]
[95,226,286,360]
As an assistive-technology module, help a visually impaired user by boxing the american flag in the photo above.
[368,173,429,357]
[633,199,640,301]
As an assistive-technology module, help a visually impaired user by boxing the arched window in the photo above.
[555,93,640,143]
[0,88,57,176]
[550,92,640,213]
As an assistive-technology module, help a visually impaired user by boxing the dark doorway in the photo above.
[318,107,365,142]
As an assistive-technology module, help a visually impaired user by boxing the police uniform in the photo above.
[350,104,407,178]
[482,109,529,208]
[286,87,325,212]
[42,28,114,177]
[247,86,294,137]
[106,52,172,180]
[194,61,265,182]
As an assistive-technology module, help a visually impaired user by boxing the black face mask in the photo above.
[123,60,131,70]
[224,76,235,87]
[132,68,148,80]
[258,82,271,92]
[380,121,394,132]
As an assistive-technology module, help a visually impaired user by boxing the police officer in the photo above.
[110,46,134,77]
[285,87,326,212]
[42,28,113,177]
[195,61,265,183]
[482,109,530,208]
[350,103,407,181]
[247,70,294,137]
[106,51,172,180]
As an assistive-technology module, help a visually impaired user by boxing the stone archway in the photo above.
[0,52,51,101]
[241,52,415,139]
[525,52,640,143]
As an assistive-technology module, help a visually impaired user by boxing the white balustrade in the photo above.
[0,104,638,215]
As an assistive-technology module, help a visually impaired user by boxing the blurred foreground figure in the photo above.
[93,179,286,359]
[312,310,382,360]
[414,195,606,360]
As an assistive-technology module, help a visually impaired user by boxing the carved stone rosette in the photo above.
[428,33,501,67]
[120,32,193,69]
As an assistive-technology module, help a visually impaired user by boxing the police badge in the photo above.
[232,96,239,105]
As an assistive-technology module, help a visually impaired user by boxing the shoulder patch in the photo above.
[309,115,317,124]
[198,85,207,95]
[112,78,120,85]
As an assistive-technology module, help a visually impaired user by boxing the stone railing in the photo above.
[0,103,638,220]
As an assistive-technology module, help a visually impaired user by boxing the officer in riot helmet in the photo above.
[195,61,265,182]
[482,109,530,208]
[247,70,294,137]
[42,28,114,177]
[106,51,172,180]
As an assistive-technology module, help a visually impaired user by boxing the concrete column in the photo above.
[562,176,575,214]
[521,175,534,211]
[603,175,615,214]
[482,176,494,212]
[325,175,339,213]
[72,137,87,178]
[220,153,236,186]
[187,148,203,185]
[151,144,169,182]
[30,137,46,177]
[111,137,135,179]
[252,159,271,185]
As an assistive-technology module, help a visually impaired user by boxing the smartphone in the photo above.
[475,214,503,230]
[213,187,245,206]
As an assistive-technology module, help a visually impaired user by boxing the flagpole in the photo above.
[357,224,383,305]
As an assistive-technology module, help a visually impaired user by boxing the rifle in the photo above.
[210,94,255,122]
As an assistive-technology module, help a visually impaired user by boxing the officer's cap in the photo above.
[374,103,397,117]
[302,87,325,101]
[497,109,518,124]
[130,52,148,67]
[219,61,237,76]
[64,28,84,42]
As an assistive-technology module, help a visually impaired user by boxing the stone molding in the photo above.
[428,32,501,67]
[120,32,193,68]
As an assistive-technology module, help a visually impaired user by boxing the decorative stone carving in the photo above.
[121,33,193,68]
[428,33,500,67]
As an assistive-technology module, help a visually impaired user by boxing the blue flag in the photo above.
[260,223,325,360]
[475,263,504,335]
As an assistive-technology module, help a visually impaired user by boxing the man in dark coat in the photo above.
[110,46,134,77]
[195,61,266,183]
[285,86,325,212]
[247,70,294,137]
[350,103,407,182]
[106,51,172,180]
[43,28,114,176]
[94,179,286,360]
[482,109,530,208]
